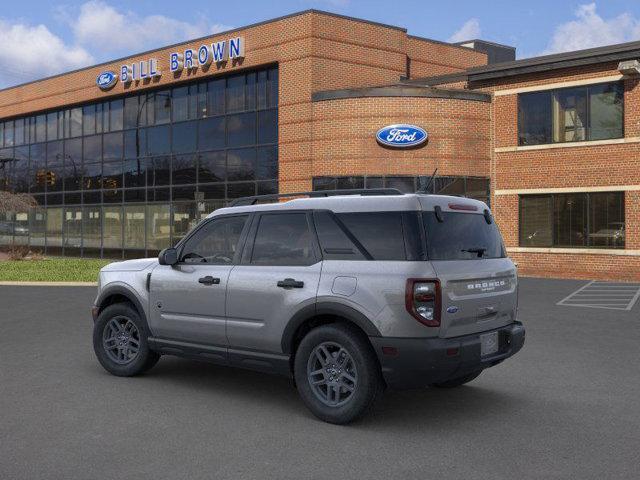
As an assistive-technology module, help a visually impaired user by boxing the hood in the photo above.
[101,258,157,272]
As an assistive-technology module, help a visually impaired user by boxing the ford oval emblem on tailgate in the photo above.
[447,306,459,314]
[376,124,428,148]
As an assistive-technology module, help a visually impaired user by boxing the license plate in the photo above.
[480,331,499,357]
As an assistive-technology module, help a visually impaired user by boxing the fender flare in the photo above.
[96,285,147,322]
[281,301,382,354]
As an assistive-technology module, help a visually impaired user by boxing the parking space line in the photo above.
[557,281,640,311]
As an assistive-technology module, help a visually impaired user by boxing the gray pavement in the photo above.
[1,278,639,479]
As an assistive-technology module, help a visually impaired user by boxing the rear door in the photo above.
[422,209,517,338]
[148,214,250,347]
[226,211,322,354]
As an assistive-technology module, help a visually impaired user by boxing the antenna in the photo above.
[418,168,438,194]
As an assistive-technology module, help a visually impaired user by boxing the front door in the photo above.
[148,214,250,346]
[226,211,322,354]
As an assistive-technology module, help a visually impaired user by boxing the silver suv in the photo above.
[91,189,525,424]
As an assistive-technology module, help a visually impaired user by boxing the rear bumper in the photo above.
[370,321,525,390]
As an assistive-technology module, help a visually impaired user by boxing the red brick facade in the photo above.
[1,10,638,280]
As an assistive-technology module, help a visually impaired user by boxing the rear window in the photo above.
[423,211,506,260]
[332,212,423,261]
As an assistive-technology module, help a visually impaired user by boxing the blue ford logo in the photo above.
[446,306,459,314]
[96,71,118,90]
[376,124,428,148]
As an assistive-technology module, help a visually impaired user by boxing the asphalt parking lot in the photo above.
[1,277,639,480]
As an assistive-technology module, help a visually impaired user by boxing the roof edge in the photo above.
[312,85,490,102]
[0,9,407,94]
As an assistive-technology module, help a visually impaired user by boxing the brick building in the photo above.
[0,9,637,280]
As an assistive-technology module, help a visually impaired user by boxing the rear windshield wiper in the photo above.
[461,247,487,258]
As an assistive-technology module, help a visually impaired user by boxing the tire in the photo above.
[294,323,383,424]
[93,302,160,377]
[432,370,483,388]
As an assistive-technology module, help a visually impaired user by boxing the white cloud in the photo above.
[0,20,93,88]
[448,18,481,43]
[542,3,640,54]
[71,1,232,55]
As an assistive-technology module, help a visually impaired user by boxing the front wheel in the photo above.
[294,323,383,424]
[93,303,160,377]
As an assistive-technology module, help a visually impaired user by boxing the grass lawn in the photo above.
[0,258,113,282]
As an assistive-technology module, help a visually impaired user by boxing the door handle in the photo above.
[198,276,220,285]
[277,278,304,289]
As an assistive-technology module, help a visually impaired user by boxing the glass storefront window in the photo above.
[519,82,623,145]
[0,66,278,258]
[64,207,83,253]
[519,193,624,248]
[147,204,171,253]
[29,208,46,248]
[172,202,198,243]
[124,205,145,251]
[103,206,123,250]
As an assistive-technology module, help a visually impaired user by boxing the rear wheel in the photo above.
[93,303,160,377]
[294,323,382,424]
[432,370,482,388]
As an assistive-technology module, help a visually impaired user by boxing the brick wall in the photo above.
[481,63,640,281]
[309,95,490,187]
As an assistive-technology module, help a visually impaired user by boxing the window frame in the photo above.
[175,212,251,265]
[518,192,625,249]
[241,210,321,267]
[517,81,625,146]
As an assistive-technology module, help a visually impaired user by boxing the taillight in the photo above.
[405,279,441,327]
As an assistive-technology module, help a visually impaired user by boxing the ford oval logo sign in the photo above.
[376,124,427,148]
[96,71,118,90]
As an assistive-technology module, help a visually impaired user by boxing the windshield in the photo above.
[423,211,506,260]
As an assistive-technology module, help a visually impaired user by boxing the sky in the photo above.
[2,0,640,88]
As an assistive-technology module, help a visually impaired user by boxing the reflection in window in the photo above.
[103,206,123,249]
[124,205,145,250]
[227,112,256,147]
[147,204,170,252]
[518,82,623,145]
[227,149,255,181]
[519,193,624,248]
[83,206,102,251]
[172,202,197,243]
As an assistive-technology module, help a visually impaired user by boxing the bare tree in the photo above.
[0,191,37,214]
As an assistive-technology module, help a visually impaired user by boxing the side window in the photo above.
[180,215,248,264]
[251,213,316,266]
[336,212,407,260]
[313,211,366,260]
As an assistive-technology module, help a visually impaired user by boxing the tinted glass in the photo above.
[337,212,407,260]
[227,148,255,181]
[172,120,197,153]
[257,109,277,144]
[553,87,587,142]
[423,212,505,260]
[518,91,552,145]
[588,192,624,248]
[227,112,256,147]
[251,213,315,266]
[181,215,247,264]
[313,211,365,260]
[554,193,587,247]
[519,195,553,247]
[147,125,171,155]
[198,116,225,150]
[590,83,623,140]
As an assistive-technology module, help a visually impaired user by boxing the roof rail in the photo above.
[228,188,404,207]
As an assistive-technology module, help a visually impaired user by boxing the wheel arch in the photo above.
[96,285,147,325]
[281,302,382,356]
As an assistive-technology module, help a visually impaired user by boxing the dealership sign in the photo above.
[96,71,118,90]
[97,36,245,90]
[376,124,428,148]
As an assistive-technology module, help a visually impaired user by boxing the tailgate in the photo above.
[431,258,517,338]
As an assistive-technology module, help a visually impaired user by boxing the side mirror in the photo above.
[158,247,178,266]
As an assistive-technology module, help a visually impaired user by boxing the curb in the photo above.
[0,281,97,287]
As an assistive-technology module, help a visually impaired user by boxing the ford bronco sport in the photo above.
[92,189,525,424]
